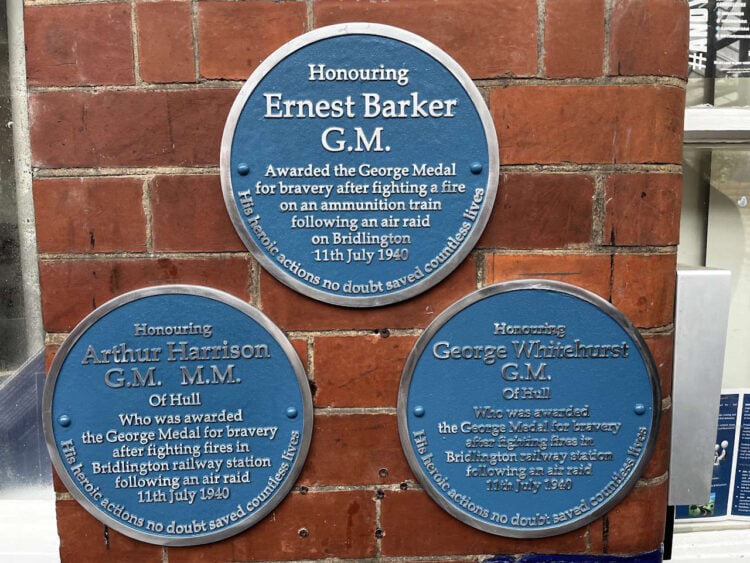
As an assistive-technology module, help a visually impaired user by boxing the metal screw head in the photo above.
[413,405,425,417]
[470,162,483,174]
[634,403,646,415]
[237,163,250,176]
[58,414,71,427]
[286,406,298,419]
[298,528,308,537]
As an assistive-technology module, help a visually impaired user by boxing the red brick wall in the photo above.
[27,0,688,560]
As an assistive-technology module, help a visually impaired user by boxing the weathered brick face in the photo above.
[28,1,686,560]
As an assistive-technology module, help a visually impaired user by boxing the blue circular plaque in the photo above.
[43,286,312,546]
[221,23,498,307]
[398,281,660,537]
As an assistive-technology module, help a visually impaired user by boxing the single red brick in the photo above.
[56,500,163,563]
[299,414,411,486]
[260,254,477,331]
[291,338,309,372]
[380,489,588,556]
[642,406,671,480]
[643,332,674,399]
[315,0,537,79]
[151,175,244,252]
[610,0,689,79]
[478,174,595,249]
[490,85,685,165]
[25,4,134,86]
[612,254,676,328]
[29,89,237,168]
[167,491,376,562]
[136,2,195,83]
[313,334,417,407]
[545,0,605,78]
[33,177,147,254]
[485,254,612,300]
[39,257,251,333]
[589,480,668,554]
[29,91,166,168]
[604,174,682,246]
[198,1,306,80]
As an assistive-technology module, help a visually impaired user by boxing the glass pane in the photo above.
[680,149,710,265]
[679,146,750,388]
[687,2,750,107]
[0,351,50,497]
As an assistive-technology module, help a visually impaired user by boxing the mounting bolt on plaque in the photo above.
[413,405,426,417]
[236,163,250,176]
[634,403,647,415]
[57,414,71,427]
[286,406,298,419]
[470,162,483,174]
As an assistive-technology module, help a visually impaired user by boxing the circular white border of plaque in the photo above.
[42,285,314,546]
[397,279,661,538]
[220,23,499,308]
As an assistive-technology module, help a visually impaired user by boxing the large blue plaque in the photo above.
[221,23,498,307]
[398,281,660,537]
[43,286,312,546]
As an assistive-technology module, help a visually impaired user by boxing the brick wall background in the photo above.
[26,0,688,561]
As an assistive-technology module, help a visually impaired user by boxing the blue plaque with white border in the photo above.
[398,280,660,537]
[221,23,498,307]
[43,286,312,546]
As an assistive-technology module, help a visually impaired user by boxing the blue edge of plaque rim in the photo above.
[397,279,662,539]
[219,22,500,309]
[41,284,314,547]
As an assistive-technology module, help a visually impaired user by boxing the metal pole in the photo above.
[6,0,43,357]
